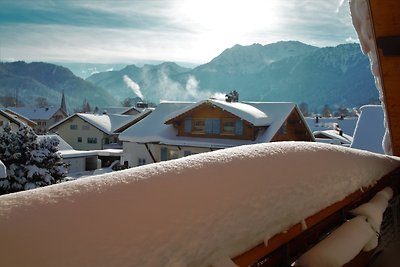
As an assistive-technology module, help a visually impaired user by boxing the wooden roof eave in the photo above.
[368,0,400,156]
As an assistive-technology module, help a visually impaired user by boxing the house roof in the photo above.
[119,100,306,148]
[37,134,98,158]
[94,106,141,115]
[1,109,38,126]
[313,130,353,145]
[0,110,26,127]
[8,107,65,120]
[351,105,385,154]
[305,117,358,137]
[165,99,270,126]
[49,111,150,135]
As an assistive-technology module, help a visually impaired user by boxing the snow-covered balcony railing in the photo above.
[0,142,399,267]
[233,167,400,267]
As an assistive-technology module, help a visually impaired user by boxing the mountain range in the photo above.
[0,41,378,113]
[0,61,117,112]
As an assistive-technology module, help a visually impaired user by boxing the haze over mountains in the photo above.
[0,41,378,113]
[0,61,117,111]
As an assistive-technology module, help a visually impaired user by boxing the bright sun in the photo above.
[177,0,279,37]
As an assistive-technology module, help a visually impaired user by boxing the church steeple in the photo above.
[60,91,67,114]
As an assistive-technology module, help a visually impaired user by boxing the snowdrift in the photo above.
[0,142,399,267]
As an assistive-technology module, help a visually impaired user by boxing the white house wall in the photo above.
[122,142,154,167]
[52,116,107,150]
[64,158,86,173]
[122,141,216,167]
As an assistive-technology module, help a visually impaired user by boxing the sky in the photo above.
[0,0,358,67]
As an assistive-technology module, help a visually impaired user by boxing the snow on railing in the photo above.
[0,142,399,267]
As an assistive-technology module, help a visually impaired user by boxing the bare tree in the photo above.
[299,102,309,117]
[35,97,49,108]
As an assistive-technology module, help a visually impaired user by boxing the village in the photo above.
[0,89,386,181]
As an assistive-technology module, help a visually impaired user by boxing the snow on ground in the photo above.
[0,142,399,267]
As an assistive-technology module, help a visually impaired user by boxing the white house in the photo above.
[119,99,314,167]
[49,110,151,150]
[351,105,385,154]
[38,134,99,173]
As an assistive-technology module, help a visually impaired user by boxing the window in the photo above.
[82,124,90,130]
[77,137,82,143]
[70,124,77,130]
[222,120,235,135]
[0,121,3,126]
[168,150,179,160]
[87,137,97,144]
[160,147,180,161]
[193,119,205,133]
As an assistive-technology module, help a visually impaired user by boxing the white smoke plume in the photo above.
[154,69,224,101]
[123,75,144,100]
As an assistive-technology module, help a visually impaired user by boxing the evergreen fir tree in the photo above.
[0,124,67,194]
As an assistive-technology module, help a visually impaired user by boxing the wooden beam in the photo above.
[369,0,400,156]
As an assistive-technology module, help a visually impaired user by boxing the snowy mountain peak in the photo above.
[198,41,318,74]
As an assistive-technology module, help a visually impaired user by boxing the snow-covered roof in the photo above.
[0,110,24,126]
[351,105,385,154]
[94,106,140,115]
[1,109,37,126]
[165,99,270,126]
[8,107,63,120]
[120,101,300,148]
[305,117,358,137]
[0,142,398,266]
[313,130,353,145]
[37,134,98,158]
[50,111,149,135]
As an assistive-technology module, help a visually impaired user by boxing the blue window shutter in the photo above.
[213,119,221,134]
[235,120,243,135]
[205,119,212,134]
[184,117,192,133]
[160,147,168,161]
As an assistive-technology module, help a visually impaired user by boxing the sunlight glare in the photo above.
[177,0,279,37]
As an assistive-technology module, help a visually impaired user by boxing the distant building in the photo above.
[120,99,314,167]
[313,129,353,146]
[49,111,151,150]
[7,93,68,134]
[7,106,67,134]
[305,116,358,137]
[0,109,36,132]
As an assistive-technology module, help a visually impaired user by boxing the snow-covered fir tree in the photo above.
[0,124,67,195]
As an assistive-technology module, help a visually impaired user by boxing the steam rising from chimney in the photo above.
[123,75,144,100]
